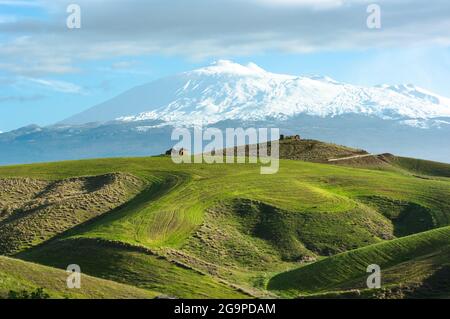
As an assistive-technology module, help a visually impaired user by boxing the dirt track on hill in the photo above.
[328,154,376,162]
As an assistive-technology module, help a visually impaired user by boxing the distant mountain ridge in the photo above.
[63,60,450,129]
[1,61,450,165]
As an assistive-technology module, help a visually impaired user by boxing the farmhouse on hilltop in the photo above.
[280,134,301,141]
[165,148,189,156]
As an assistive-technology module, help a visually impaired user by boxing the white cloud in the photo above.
[25,78,83,94]
[0,0,448,76]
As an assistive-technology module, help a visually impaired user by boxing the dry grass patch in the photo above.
[0,173,145,255]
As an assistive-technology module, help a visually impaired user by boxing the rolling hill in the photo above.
[268,226,450,299]
[235,138,450,179]
[224,137,368,163]
[0,173,145,255]
[0,142,449,299]
[0,256,159,299]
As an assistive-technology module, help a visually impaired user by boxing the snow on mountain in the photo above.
[63,60,450,127]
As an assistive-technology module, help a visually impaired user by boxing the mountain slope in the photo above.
[2,61,450,165]
[63,60,450,127]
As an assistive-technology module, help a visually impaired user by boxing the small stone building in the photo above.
[281,134,301,141]
[165,148,189,156]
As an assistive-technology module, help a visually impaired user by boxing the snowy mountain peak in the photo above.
[191,60,264,76]
[381,84,450,105]
[62,60,450,127]
[307,75,339,84]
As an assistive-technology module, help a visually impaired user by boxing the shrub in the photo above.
[8,287,50,299]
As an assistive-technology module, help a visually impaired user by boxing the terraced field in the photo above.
[0,144,449,299]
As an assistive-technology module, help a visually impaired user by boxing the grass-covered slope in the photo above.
[389,156,450,178]
[278,139,367,162]
[18,238,250,299]
[268,226,450,298]
[227,138,450,180]
[0,256,159,299]
[183,199,391,266]
[2,156,449,247]
[225,138,368,163]
[357,196,435,237]
[0,173,145,255]
[1,154,450,298]
[328,153,450,179]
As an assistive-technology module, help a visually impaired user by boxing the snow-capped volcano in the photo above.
[63,60,450,127]
[3,60,450,165]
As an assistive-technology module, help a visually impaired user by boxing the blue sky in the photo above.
[1,0,450,132]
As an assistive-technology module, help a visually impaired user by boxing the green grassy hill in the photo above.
[277,138,368,162]
[268,226,450,298]
[18,238,250,299]
[225,138,368,163]
[0,256,159,299]
[0,148,449,298]
[226,138,450,180]
[388,156,450,178]
[329,153,450,179]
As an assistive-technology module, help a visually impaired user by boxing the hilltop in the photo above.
[223,136,450,179]
[222,136,368,163]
